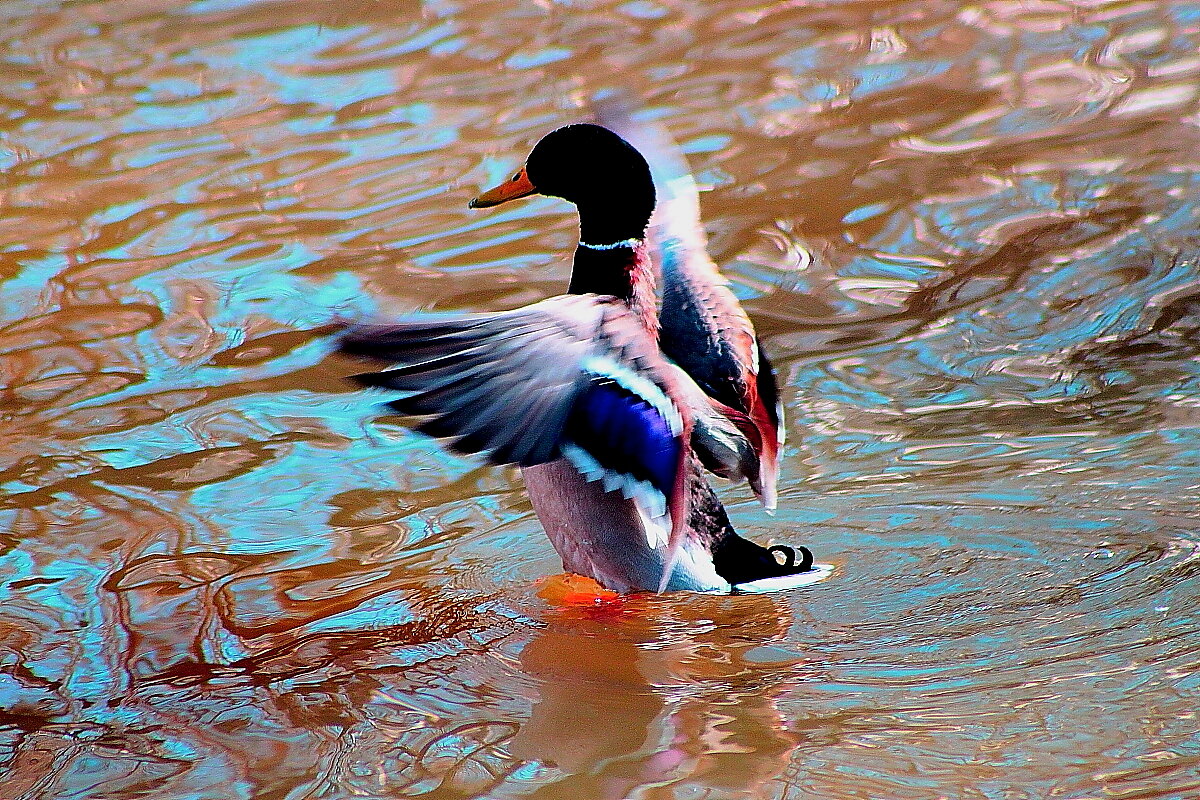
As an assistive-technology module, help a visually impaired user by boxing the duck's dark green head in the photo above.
[471,123,656,244]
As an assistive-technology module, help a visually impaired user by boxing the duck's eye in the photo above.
[512,174,520,182]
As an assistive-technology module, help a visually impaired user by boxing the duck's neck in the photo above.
[568,237,658,338]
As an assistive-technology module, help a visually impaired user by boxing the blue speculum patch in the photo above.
[569,379,679,496]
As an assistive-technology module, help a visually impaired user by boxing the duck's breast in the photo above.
[521,460,727,594]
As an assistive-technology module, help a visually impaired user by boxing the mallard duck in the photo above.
[341,124,814,593]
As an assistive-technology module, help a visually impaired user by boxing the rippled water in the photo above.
[3,1,1200,797]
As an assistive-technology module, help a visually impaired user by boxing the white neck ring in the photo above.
[578,237,641,251]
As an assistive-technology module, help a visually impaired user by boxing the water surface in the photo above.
[2,1,1200,797]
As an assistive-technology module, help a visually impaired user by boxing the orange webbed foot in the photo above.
[536,573,622,607]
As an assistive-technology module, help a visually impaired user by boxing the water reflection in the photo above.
[3,0,1200,797]
[510,595,803,799]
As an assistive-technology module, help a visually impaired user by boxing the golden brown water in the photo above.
[3,1,1200,797]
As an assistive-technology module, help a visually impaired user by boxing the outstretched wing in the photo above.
[342,304,589,466]
[339,294,692,567]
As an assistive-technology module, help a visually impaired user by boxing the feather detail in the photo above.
[340,293,695,587]
[733,565,833,593]
[633,490,670,550]
[750,337,784,510]
[656,410,693,593]
[580,354,682,436]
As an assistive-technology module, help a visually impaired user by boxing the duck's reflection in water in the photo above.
[511,592,806,799]
[51,549,812,798]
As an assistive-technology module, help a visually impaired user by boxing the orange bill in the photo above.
[469,165,536,208]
